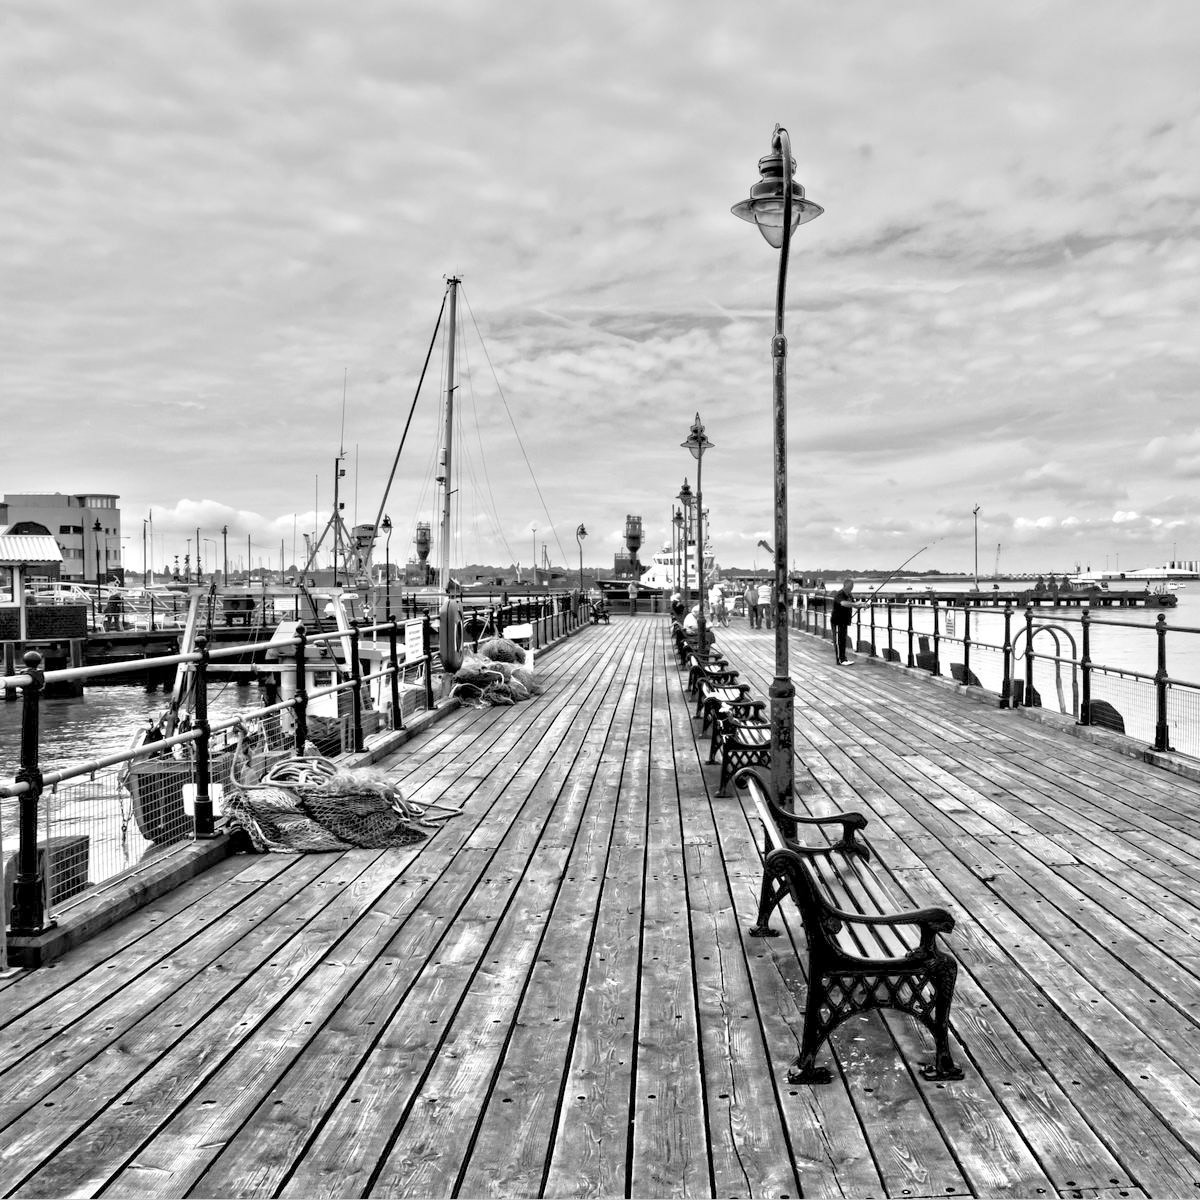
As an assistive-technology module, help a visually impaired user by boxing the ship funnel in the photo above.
[414,522,432,564]
[625,515,643,559]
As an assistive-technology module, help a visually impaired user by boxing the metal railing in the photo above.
[0,615,435,944]
[2,591,587,952]
[794,593,1200,759]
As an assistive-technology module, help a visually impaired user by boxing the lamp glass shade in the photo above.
[731,193,824,248]
[682,415,713,461]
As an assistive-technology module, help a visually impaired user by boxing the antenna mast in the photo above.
[438,277,460,591]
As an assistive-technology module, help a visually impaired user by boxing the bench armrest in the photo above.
[735,766,869,857]
[766,846,956,951]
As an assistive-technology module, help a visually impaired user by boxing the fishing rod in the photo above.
[865,539,940,600]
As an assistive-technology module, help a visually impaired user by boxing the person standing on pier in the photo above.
[757,579,773,629]
[744,580,760,628]
[831,577,861,665]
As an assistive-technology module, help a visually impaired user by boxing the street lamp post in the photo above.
[682,415,714,646]
[575,523,587,593]
[222,524,229,582]
[381,514,393,617]
[677,479,693,608]
[92,519,104,595]
[672,508,684,590]
[733,123,823,814]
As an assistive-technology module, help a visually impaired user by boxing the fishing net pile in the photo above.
[222,756,429,853]
[450,637,543,707]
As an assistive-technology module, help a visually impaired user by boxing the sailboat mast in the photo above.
[439,276,460,591]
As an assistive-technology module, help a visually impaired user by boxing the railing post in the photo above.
[907,602,915,668]
[349,625,364,753]
[854,604,862,655]
[191,635,216,838]
[293,623,309,754]
[931,599,940,676]
[1079,610,1091,725]
[868,601,877,658]
[1000,603,1013,709]
[9,651,48,935]
[1024,604,1035,707]
[388,617,403,731]
[962,604,972,685]
[1154,612,1173,752]
[886,603,894,661]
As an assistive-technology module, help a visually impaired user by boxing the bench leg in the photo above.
[789,977,836,1084]
[748,869,784,939]
[918,956,965,1081]
[707,717,722,764]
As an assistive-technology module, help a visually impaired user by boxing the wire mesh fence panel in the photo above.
[33,764,165,924]
[966,642,1006,695]
[1088,669,1156,744]
[1166,682,1200,759]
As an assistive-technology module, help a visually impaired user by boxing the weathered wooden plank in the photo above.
[543,638,655,1198]
[199,650,632,1199]
[452,636,642,1197]
[371,638,645,1197]
[0,854,329,1118]
[8,848,416,1198]
[628,635,710,1198]
[0,853,254,1018]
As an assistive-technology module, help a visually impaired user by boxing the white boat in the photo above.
[639,536,718,592]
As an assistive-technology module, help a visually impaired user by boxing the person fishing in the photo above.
[831,577,861,666]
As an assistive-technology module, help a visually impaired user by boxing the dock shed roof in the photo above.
[0,534,64,565]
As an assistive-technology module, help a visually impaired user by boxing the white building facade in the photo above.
[0,492,122,584]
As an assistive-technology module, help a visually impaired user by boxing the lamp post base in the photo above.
[769,674,795,820]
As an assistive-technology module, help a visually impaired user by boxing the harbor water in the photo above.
[6,583,1200,795]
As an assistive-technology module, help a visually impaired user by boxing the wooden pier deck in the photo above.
[4,616,1200,1197]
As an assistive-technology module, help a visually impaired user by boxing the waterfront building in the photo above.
[0,492,122,584]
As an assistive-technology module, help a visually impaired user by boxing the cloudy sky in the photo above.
[3,0,1198,577]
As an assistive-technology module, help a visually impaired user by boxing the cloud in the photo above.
[2,0,1199,576]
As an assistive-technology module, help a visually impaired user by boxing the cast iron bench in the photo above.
[736,767,963,1085]
[711,712,770,797]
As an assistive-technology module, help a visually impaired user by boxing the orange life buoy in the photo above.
[439,599,465,673]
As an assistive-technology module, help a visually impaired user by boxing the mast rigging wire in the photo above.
[461,286,572,571]
[368,288,448,548]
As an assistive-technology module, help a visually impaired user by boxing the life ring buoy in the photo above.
[439,599,465,673]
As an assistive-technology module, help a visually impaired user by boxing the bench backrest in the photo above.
[739,769,923,961]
